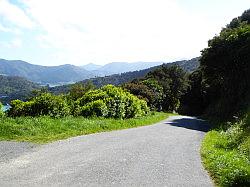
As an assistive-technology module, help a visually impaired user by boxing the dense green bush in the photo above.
[123,66,187,113]
[77,85,149,119]
[80,100,108,117]
[0,102,5,118]
[182,9,250,120]
[123,79,163,111]
[8,100,33,117]
[8,93,71,117]
[147,65,188,112]
[78,89,107,106]
[186,9,250,187]
[68,81,95,100]
[8,85,148,119]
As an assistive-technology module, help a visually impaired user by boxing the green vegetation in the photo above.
[8,85,149,119]
[201,113,250,186]
[0,75,40,104]
[123,78,163,111]
[182,9,250,187]
[124,65,188,112]
[181,9,250,119]
[0,8,249,187]
[0,102,5,118]
[8,93,71,117]
[0,112,171,143]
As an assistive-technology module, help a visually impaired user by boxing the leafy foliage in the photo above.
[0,102,5,118]
[80,100,108,117]
[123,65,188,112]
[194,9,250,187]
[179,70,205,115]
[77,85,149,118]
[227,9,250,29]
[123,79,163,110]
[8,93,71,117]
[146,65,188,111]
[8,85,149,119]
[200,24,250,119]
[181,9,250,120]
[68,81,95,100]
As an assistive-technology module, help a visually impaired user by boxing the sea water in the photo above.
[2,105,10,111]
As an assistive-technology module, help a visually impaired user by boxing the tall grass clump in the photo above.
[201,113,250,187]
[0,112,171,143]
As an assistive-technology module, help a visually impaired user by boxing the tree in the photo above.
[181,9,250,119]
[179,70,205,115]
[69,81,95,100]
[147,65,188,111]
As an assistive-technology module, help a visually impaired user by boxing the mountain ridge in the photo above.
[0,58,199,86]
[50,57,200,94]
[0,59,94,85]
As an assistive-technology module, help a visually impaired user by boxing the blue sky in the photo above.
[0,0,249,66]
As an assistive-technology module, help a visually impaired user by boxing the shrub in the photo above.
[76,85,149,119]
[7,85,149,119]
[0,102,5,118]
[8,93,71,117]
[8,100,32,117]
[78,90,108,106]
[81,100,108,117]
[123,79,164,111]
[125,94,148,118]
[30,93,71,117]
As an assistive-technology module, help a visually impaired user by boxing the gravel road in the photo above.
[0,115,213,186]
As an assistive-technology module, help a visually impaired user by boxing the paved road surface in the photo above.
[0,116,213,186]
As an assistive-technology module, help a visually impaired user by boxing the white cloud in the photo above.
[0,23,22,34]
[10,38,22,47]
[0,38,22,48]
[0,0,34,28]
[3,0,242,65]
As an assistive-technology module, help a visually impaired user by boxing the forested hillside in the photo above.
[0,75,40,104]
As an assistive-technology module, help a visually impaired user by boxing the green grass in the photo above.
[0,112,172,143]
[201,114,250,187]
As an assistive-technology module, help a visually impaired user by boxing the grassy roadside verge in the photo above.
[201,114,250,187]
[0,112,172,144]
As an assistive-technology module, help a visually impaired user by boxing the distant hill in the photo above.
[0,59,170,85]
[83,61,164,75]
[50,57,200,94]
[0,75,40,104]
[84,57,200,86]
[0,59,94,85]
[82,63,102,71]
[0,57,199,91]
